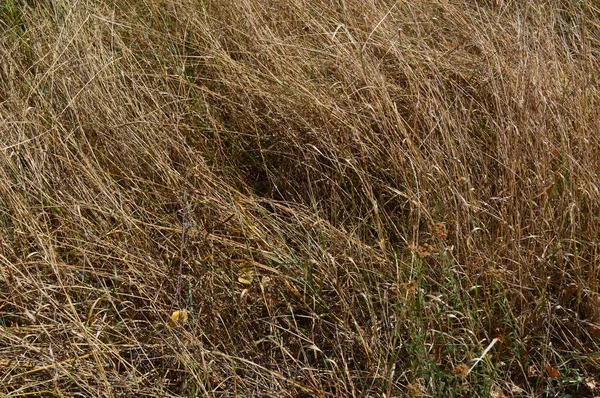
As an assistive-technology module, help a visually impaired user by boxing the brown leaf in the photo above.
[544,364,560,378]
[587,324,600,338]
[452,363,469,379]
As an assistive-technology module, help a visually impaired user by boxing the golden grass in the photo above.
[1,0,599,396]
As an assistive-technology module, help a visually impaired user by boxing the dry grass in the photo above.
[1,0,599,396]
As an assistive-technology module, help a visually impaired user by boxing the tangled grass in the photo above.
[1,0,599,396]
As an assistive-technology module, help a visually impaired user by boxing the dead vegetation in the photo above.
[1,0,599,396]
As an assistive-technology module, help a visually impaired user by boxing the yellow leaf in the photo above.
[169,309,189,327]
[238,265,254,286]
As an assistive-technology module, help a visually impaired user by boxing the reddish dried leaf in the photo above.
[544,364,560,378]
[587,324,600,338]
[452,363,469,379]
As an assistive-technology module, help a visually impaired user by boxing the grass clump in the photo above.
[1,0,599,396]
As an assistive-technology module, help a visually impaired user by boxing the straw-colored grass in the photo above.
[1,0,599,396]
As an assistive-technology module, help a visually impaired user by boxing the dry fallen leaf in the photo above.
[491,386,507,398]
[544,364,560,378]
[452,363,469,379]
[509,384,525,394]
[527,365,538,377]
[260,276,272,286]
[587,324,600,338]
[238,265,255,286]
[169,309,189,327]
[584,377,597,391]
